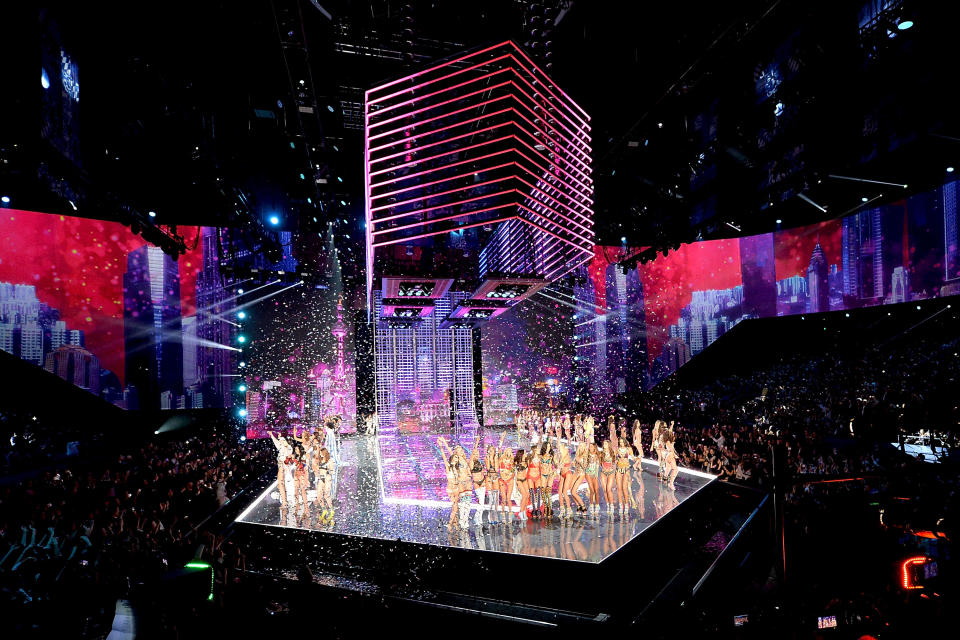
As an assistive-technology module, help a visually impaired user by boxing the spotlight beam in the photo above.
[534,290,598,315]
[797,192,828,213]
[828,174,908,189]
[232,280,304,313]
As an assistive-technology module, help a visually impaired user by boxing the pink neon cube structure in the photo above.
[364,41,594,307]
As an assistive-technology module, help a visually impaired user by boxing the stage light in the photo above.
[861,196,869,202]
[776,219,782,224]
[916,305,921,310]
[0,196,9,204]
[239,361,246,367]
[41,68,50,89]
[148,210,157,218]
[237,288,244,295]
[340,200,347,206]
[268,215,280,226]
[337,176,343,182]
[238,409,247,417]
[237,311,246,320]
[902,556,928,589]
[621,236,627,243]
[239,435,246,442]
[238,384,247,392]
[948,167,955,173]
[897,19,914,31]
[237,335,247,343]
[845,313,850,317]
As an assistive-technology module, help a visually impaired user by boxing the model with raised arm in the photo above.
[438,436,471,529]
[469,433,487,526]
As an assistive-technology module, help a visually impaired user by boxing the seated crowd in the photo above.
[0,424,272,636]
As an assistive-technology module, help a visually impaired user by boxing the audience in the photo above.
[0,427,272,636]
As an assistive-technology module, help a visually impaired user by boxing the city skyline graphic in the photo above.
[484,177,960,410]
[0,210,287,411]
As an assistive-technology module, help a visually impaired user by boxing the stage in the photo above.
[230,424,768,628]
[235,426,715,563]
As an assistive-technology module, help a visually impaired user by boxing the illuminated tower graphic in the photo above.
[330,297,349,417]
[806,239,829,313]
[364,41,593,428]
[123,245,183,410]
[195,227,237,408]
[945,180,959,282]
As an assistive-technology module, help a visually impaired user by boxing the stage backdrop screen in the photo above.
[0,210,354,423]
[483,178,960,409]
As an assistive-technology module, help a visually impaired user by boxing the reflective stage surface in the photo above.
[236,427,714,563]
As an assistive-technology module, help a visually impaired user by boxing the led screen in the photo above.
[0,209,354,429]
[483,178,960,409]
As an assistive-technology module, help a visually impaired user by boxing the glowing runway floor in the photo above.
[235,428,714,563]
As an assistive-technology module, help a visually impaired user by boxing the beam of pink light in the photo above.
[368,134,514,177]
[364,87,375,318]
[542,253,594,284]
[370,113,595,194]
[505,41,591,124]
[370,102,592,178]
[372,215,520,248]
[367,93,513,143]
[499,104,592,175]
[371,133,594,205]
[372,192,594,249]
[368,80,514,132]
[370,51,593,145]
[371,161,516,202]
[369,52,515,106]
[371,165,596,229]
[515,190,595,237]
[515,208,595,253]
[370,175,514,214]
[493,78,592,160]
[515,174,594,228]
[369,148,514,191]
[505,140,594,204]
[370,90,591,167]
[369,65,591,152]
[369,66,514,118]
[367,41,592,128]
[371,200,517,237]
[365,41,515,96]
[369,112,514,163]
[372,193,594,248]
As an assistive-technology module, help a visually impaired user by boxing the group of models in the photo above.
[264,409,682,532]
[268,415,342,524]
[438,416,680,529]
[515,410,597,445]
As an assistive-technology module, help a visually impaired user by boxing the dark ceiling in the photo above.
[5,1,960,267]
